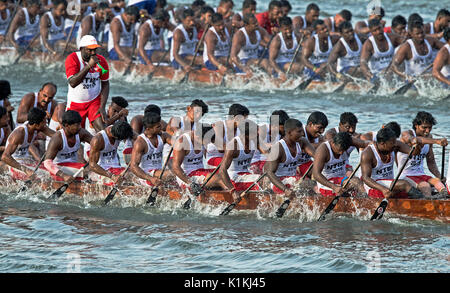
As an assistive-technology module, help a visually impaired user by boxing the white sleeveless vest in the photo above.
[107,15,135,52]
[14,8,40,41]
[440,44,450,78]
[40,11,65,43]
[203,26,231,63]
[170,24,198,61]
[76,13,104,48]
[0,9,11,35]
[368,33,394,74]
[309,34,332,65]
[404,39,433,76]
[138,19,164,51]
[98,130,121,169]
[139,133,164,171]
[275,139,302,177]
[237,27,260,60]
[369,144,394,181]
[397,130,429,177]
[227,136,254,178]
[180,133,204,175]
[6,122,37,161]
[320,141,349,179]
[275,32,298,64]
[53,129,80,164]
[336,34,362,72]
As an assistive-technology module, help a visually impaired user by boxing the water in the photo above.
[0,0,449,273]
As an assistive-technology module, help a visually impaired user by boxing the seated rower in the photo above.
[312,132,367,197]
[432,27,450,87]
[355,5,385,37]
[231,0,256,30]
[7,0,41,53]
[265,118,315,195]
[255,0,283,35]
[137,10,173,69]
[360,121,402,144]
[361,127,425,199]
[0,0,11,44]
[89,121,134,184]
[424,9,449,42]
[170,8,203,71]
[39,0,67,55]
[0,107,12,167]
[230,13,272,74]
[292,3,320,37]
[76,2,111,49]
[16,82,57,125]
[324,9,352,36]
[203,12,232,74]
[388,15,408,38]
[2,108,55,180]
[398,111,448,198]
[44,110,93,181]
[197,6,214,40]
[215,0,234,22]
[279,0,291,17]
[327,21,366,82]
[0,80,16,130]
[166,99,208,137]
[107,5,139,63]
[46,102,66,149]
[130,112,173,187]
[268,16,303,80]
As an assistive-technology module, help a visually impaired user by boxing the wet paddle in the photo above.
[220,172,266,216]
[285,33,306,76]
[220,27,235,87]
[146,146,173,205]
[393,64,433,95]
[370,145,416,220]
[257,33,276,67]
[147,49,169,81]
[18,152,46,193]
[13,31,40,65]
[61,14,81,56]
[50,162,89,199]
[441,146,445,182]
[318,163,361,221]
[123,33,138,76]
[103,162,132,205]
[179,23,211,84]
[182,162,221,210]
[294,65,326,91]
[275,163,314,218]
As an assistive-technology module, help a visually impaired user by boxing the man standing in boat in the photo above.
[398,112,448,198]
[65,35,110,132]
[7,0,41,53]
[40,0,67,55]
[44,110,93,182]
[16,82,58,124]
[107,5,139,63]
[203,12,232,74]
[432,27,450,86]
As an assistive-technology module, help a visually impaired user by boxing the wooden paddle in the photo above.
[441,146,446,182]
[275,162,314,218]
[393,63,433,95]
[182,162,221,210]
[61,14,81,56]
[242,34,277,85]
[294,65,326,91]
[318,162,361,221]
[50,162,89,199]
[18,152,46,193]
[220,27,235,87]
[179,23,211,84]
[146,146,173,205]
[147,48,169,81]
[122,32,138,76]
[103,162,132,205]
[220,172,266,216]
[13,31,40,65]
[371,145,416,220]
[285,33,306,76]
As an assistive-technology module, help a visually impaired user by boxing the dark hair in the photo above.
[156,0,167,8]
[0,0,7,3]
[111,96,128,108]
[284,118,302,132]
[338,21,353,33]
[228,103,249,117]
[144,104,161,115]
[392,15,407,28]
[0,80,11,100]
[280,0,291,11]
[269,0,282,10]
[384,121,401,138]
[211,12,223,24]
[201,5,214,15]
[28,108,47,125]
[338,9,352,21]
[41,82,57,92]
[111,121,133,140]
[370,6,384,17]
[27,0,41,6]
[333,132,352,150]
[153,9,170,21]
[408,13,423,27]
[143,112,162,129]
[191,0,206,8]
[409,21,423,32]
[62,110,82,126]
[307,111,328,127]
[279,16,292,27]
[270,110,290,126]
[243,0,256,9]
[125,5,140,17]
[98,2,110,10]
[306,3,320,13]
[412,111,437,128]
[444,27,450,42]
[243,13,256,25]
[52,0,67,7]
[312,19,325,30]
[190,99,208,114]
[376,127,397,143]
[237,119,257,137]
[340,112,358,126]
[182,8,195,19]
[0,106,7,118]
[219,0,234,5]
[368,18,381,29]
[437,9,450,18]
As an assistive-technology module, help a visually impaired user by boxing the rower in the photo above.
[46,102,66,148]
[0,106,11,160]
[256,0,283,35]
[130,112,173,187]
[292,3,320,37]
[16,82,57,125]
[107,5,139,63]
[44,110,93,182]
[360,19,405,82]
[171,123,214,191]
[432,27,450,86]
[137,10,172,69]
[297,111,328,177]
[206,103,248,168]
[398,111,448,198]
[360,121,402,144]
[39,0,67,55]
[89,121,133,184]
[324,9,352,35]
[265,118,315,196]
[387,15,407,37]
[0,0,11,44]
[268,16,303,80]
[197,6,214,40]
[301,19,340,80]
[231,0,256,29]
[64,2,94,43]
[327,21,366,81]
[280,0,291,17]
[203,12,232,74]
[312,132,367,197]
[0,80,15,130]
[7,0,41,53]
[361,127,425,199]
[2,108,54,180]
[355,5,385,37]
[250,110,289,174]
[392,21,444,82]
[76,2,111,49]
[65,35,109,132]
[170,8,203,71]
[166,99,208,137]
[215,0,234,22]
[424,9,449,42]
[230,13,272,74]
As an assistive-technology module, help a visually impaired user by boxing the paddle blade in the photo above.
[295,77,313,91]
[148,72,154,81]
[367,83,380,95]
[220,203,236,216]
[179,73,189,84]
[275,199,291,218]
[333,82,347,93]
[370,199,389,221]
[50,184,68,199]
[182,197,192,210]
[394,82,414,95]
[146,187,159,206]
[318,196,341,221]
[103,187,118,205]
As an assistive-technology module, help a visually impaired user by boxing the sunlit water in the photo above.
[0,0,449,273]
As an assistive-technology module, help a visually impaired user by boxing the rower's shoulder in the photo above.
[20,92,35,104]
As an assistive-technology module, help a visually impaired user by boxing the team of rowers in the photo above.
[0,78,448,202]
[0,0,449,86]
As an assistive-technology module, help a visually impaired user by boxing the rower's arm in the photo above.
[110,19,130,62]
[360,39,375,80]
[88,135,113,178]
[44,132,70,179]
[1,130,29,174]
[40,125,56,138]
[300,37,316,71]
[16,94,32,124]
[432,48,450,86]
[162,132,174,146]
[360,148,390,194]
[230,31,245,71]
[138,23,152,66]
[171,136,191,184]
[172,29,189,69]
[7,10,24,51]
[352,137,370,149]
[40,14,56,54]
[426,147,441,179]
[79,14,93,40]
[428,36,444,50]
[355,21,369,36]
[79,128,93,144]
[264,142,288,192]
[165,117,180,136]
[327,42,344,77]
[67,59,93,88]
[300,137,316,158]
[218,140,238,190]
[268,35,284,75]
[205,31,222,69]
[312,144,337,190]
[129,137,156,182]
[391,43,409,80]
